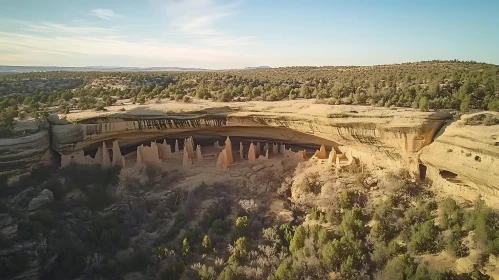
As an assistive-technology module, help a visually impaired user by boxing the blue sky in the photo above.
[0,0,498,68]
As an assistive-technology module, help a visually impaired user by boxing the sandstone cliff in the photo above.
[50,100,450,174]
[0,122,51,175]
[420,112,499,204]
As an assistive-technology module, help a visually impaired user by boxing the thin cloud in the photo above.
[22,21,116,35]
[91,8,123,20]
[160,0,254,47]
[0,21,259,68]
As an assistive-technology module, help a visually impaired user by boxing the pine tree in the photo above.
[289,225,306,253]
[182,238,190,258]
[202,235,212,253]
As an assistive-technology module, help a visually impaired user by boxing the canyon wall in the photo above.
[0,127,51,175]
[50,101,450,174]
[420,113,499,204]
[5,101,499,203]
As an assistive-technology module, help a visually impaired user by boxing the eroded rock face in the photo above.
[49,101,450,173]
[0,128,51,175]
[28,189,54,211]
[420,113,499,204]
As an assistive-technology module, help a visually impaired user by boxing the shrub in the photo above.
[90,215,129,251]
[483,114,499,126]
[228,237,248,265]
[50,228,90,279]
[373,195,398,221]
[440,198,463,229]
[310,206,320,220]
[160,261,184,280]
[85,184,114,211]
[387,240,405,256]
[300,173,322,194]
[217,264,246,280]
[472,201,499,254]
[29,209,55,228]
[182,95,193,103]
[202,235,212,253]
[211,219,231,235]
[321,235,365,273]
[321,239,343,270]
[182,227,202,246]
[445,231,468,257]
[289,225,306,253]
[30,165,55,184]
[370,221,388,243]
[279,223,293,247]
[376,254,416,280]
[232,216,249,240]
[408,220,439,254]
[200,203,230,230]
[339,189,365,209]
[317,227,334,246]
[325,209,341,225]
[0,251,30,278]
[198,265,216,280]
[164,213,188,241]
[182,238,190,259]
[404,200,433,226]
[122,248,151,273]
[262,227,280,243]
[60,164,121,191]
[464,113,499,126]
[17,220,43,240]
[371,242,390,269]
[340,208,365,239]
[95,104,106,111]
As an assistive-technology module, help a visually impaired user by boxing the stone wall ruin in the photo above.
[59,134,355,175]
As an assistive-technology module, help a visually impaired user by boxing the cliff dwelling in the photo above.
[59,132,361,176]
[2,98,499,280]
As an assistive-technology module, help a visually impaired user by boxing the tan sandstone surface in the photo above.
[420,112,499,204]
[0,121,51,175]
[50,99,450,175]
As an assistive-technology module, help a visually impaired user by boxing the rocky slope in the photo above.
[50,100,450,174]
[420,112,499,205]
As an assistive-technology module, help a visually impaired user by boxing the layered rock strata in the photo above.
[50,101,450,175]
[0,127,51,175]
[420,112,499,203]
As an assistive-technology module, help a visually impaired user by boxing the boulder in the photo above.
[28,189,54,211]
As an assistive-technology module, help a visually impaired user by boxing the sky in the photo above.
[0,0,498,69]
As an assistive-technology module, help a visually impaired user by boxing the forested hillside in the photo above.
[1,60,498,135]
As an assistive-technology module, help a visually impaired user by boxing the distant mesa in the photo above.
[0,65,274,73]
[244,66,271,69]
[0,65,207,73]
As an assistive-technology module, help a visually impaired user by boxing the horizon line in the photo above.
[0,59,496,71]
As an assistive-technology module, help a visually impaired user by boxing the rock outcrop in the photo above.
[49,100,449,174]
[0,125,51,175]
[420,112,499,204]
[28,189,54,211]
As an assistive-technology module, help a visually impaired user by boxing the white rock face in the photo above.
[28,189,54,211]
